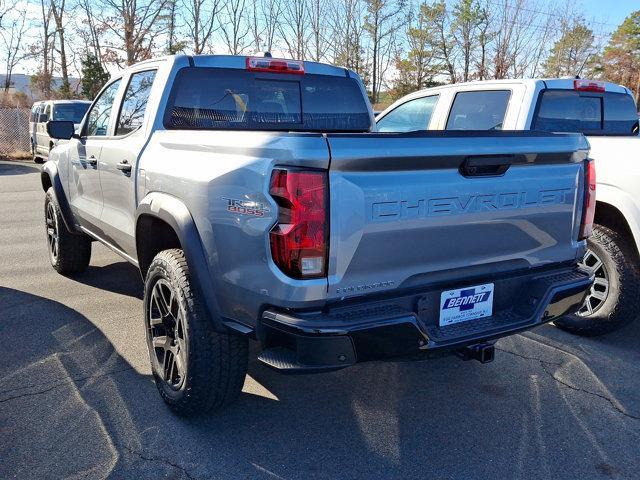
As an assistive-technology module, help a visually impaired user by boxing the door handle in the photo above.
[116,160,132,174]
[87,155,97,167]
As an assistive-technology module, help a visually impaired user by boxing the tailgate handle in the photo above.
[460,155,517,177]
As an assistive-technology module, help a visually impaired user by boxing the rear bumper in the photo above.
[256,265,593,373]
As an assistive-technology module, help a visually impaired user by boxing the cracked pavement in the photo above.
[1,160,639,480]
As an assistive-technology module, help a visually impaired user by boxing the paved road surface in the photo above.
[1,160,639,480]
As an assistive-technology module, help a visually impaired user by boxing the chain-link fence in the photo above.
[0,107,31,157]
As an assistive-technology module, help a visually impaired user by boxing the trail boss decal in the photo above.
[222,197,270,217]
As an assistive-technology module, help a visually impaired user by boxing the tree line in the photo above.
[0,0,639,106]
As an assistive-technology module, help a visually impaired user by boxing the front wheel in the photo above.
[554,225,640,336]
[143,249,248,415]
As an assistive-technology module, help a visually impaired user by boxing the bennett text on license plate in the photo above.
[439,283,494,326]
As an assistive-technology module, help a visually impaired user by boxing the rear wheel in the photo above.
[554,225,640,336]
[144,249,248,415]
[44,188,91,274]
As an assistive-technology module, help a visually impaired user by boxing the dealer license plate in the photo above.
[439,283,494,326]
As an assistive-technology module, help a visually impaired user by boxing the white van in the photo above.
[29,100,91,163]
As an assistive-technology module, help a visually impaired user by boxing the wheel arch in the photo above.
[41,161,78,233]
[136,192,226,332]
[595,199,640,262]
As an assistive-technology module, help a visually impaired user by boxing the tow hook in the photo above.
[456,343,495,364]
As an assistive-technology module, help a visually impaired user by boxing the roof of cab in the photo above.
[127,54,352,78]
[402,77,631,98]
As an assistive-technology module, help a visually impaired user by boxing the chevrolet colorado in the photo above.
[42,55,593,415]
[378,78,640,336]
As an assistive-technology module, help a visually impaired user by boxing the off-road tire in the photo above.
[44,187,91,275]
[554,224,640,336]
[144,249,248,416]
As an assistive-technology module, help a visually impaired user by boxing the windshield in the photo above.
[164,67,372,132]
[53,103,90,123]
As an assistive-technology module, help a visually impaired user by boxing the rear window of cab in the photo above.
[533,90,639,136]
[164,67,372,132]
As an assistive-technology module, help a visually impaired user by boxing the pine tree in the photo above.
[80,54,109,100]
[602,11,640,102]
[542,22,596,78]
[390,2,442,100]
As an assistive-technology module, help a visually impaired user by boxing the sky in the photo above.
[4,0,639,76]
[580,0,637,29]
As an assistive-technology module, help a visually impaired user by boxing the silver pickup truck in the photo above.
[41,54,594,415]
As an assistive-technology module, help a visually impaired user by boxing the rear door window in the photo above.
[377,96,438,132]
[164,67,371,132]
[116,70,157,135]
[533,90,639,136]
[445,90,510,130]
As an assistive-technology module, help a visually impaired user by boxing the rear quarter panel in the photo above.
[587,136,640,253]
[139,130,331,327]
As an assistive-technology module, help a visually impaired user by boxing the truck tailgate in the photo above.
[326,131,589,299]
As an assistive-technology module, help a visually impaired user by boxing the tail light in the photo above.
[246,57,305,75]
[579,159,596,240]
[574,79,605,93]
[269,169,328,278]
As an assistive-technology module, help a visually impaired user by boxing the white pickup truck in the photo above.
[377,78,640,336]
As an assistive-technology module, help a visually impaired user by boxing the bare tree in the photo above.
[182,0,219,54]
[96,0,169,66]
[31,0,56,97]
[1,6,27,92]
[260,0,281,53]
[219,0,250,55]
[0,0,11,28]
[328,0,369,84]
[278,0,308,59]
[76,0,105,64]
[50,0,71,95]
[307,0,328,62]
[490,0,545,79]
[364,0,406,102]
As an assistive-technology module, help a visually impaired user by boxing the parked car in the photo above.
[41,55,593,415]
[29,100,91,163]
[377,78,640,336]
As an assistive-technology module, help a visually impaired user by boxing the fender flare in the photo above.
[596,183,640,255]
[136,192,227,332]
[40,161,79,233]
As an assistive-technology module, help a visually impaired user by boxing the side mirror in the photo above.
[38,113,48,123]
[47,121,76,140]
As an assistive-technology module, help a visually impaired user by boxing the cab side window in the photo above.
[377,96,438,133]
[445,90,511,130]
[116,70,157,135]
[85,80,122,137]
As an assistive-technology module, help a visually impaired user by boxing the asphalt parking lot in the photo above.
[1,159,639,480]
